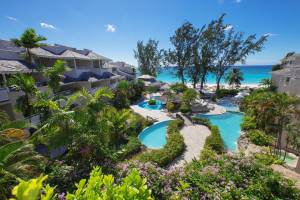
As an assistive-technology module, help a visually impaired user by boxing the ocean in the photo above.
[156,65,273,85]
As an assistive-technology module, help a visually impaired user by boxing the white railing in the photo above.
[0,88,9,102]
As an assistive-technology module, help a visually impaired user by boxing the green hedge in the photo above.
[138,120,185,167]
[116,137,141,161]
[192,116,225,154]
[204,125,225,154]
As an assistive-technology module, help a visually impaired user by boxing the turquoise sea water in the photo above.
[196,112,244,151]
[156,65,272,84]
[138,120,172,149]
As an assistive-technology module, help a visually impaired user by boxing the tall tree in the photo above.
[8,73,37,117]
[11,28,47,64]
[134,39,162,77]
[225,68,244,88]
[209,14,268,92]
[45,60,68,93]
[167,22,199,84]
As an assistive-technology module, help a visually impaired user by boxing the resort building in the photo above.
[106,61,136,80]
[0,39,126,120]
[272,53,300,97]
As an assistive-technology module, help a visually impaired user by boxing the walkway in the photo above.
[271,164,300,190]
[167,124,211,169]
[130,105,171,121]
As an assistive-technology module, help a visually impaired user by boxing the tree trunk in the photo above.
[26,48,32,65]
[296,157,300,174]
[216,77,222,92]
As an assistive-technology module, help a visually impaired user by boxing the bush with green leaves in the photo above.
[179,103,190,113]
[241,115,257,131]
[204,125,225,153]
[10,167,153,200]
[185,153,300,199]
[166,101,175,112]
[148,99,156,105]
[116,136,142,160]
[215,88,239,99]
[247,129,273,146]
[138,120,185,166]
[254,152,284,166]
[170,83,187,94]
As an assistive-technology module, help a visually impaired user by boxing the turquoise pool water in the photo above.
[196,112,244,151]
[138,120,172,149]
[138,99,164,110]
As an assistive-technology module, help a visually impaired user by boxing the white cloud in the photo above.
[6,16,17,21]
[236,0,242,3]
[264,33,279,37]
[105,24,116,32]
[40,22,57,30]
[224,25,233,31]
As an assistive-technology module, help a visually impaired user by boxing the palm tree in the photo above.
[11,28,47,64]
[45,60,69,93]
[8,73,37,117]
[225,68,244,88]
[0,141,46,179]
[101,108,130,145]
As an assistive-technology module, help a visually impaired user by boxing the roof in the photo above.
[0,39,25,52]
[0,60,31,73]
[0,39,112,62]
[0,50,23,60]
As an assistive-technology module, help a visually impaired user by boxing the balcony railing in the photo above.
[0,88,9,102]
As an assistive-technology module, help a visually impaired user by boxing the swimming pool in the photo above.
[196,112,244,151]
[138,99,164,110]
[138,120,172,149]
[217,99,240,112]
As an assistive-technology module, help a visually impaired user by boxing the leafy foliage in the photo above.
[10,167,153,200]
[134,39,163,77]
[11,28,47,64]
[204,126,225,153]
[225,68,244,88]
[8,73,37,117]
[44,60,68,93]
[247,129,274,146]
[241,115,257,131]
[138,120,185,166]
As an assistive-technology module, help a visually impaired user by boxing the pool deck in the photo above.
[167,124,211,169]
[130,105,171,121]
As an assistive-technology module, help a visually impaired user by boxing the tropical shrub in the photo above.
[0,169,18,200]
[215,88,239,99]
[179,103,190,113]
[1,129,26,140]
[182,88,198,106]
[204,125,225,153]
[247,129,273,146]
[185,153,300,199]
[166,101,175,112]
[10,167,153,200]
[170,83,187,94]
[241,115,257,131]
[138,120,185,166]
[148,99,156,105]
[116,136,142,160]
[254,152,284,166]
[118,161,187,199]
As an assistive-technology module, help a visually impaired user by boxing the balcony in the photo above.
[0,88,9,102]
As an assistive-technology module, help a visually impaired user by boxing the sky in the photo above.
[1,0,300,66]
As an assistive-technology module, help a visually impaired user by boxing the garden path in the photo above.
[167,124,211,169]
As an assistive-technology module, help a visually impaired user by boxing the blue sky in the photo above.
[1,0,299,66]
